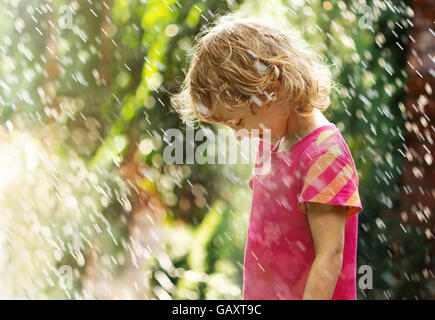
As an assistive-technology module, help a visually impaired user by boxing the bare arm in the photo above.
[302,202,347,300]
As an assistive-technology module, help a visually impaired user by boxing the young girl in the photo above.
[172,14,363,300]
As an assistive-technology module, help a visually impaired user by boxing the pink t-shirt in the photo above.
[243,123,363,300]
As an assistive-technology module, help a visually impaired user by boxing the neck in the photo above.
[277,108,331,152]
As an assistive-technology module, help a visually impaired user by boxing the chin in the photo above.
[261,134,277,144]
[269,136,279,144]
[271,131,288,145]
[258,127,280,143]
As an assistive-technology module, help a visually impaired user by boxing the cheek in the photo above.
[262,113,287,129]
[265,116,288,137]
[245,107,287,131]
[251,110,273,127]
[249,117,274,130]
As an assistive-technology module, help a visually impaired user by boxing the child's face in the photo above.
[208,102,289,144]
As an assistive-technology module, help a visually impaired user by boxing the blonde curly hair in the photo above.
[171,12,332,125]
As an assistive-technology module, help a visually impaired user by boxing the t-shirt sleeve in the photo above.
[297,150,363,218]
